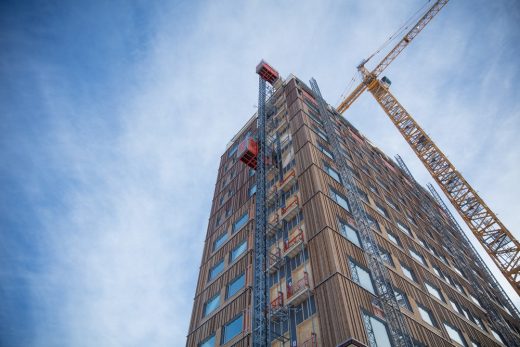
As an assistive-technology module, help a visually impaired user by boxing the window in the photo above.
[418,305,437,327]
[230,240,247,262]
[425,282,444,302]
[349,259,375,294]
[339,220,361,247]
[473,316,486,331]
[318,143,334,159]
[294,296,316,325]
[249,168,255,176]
[468,294,483,308]
[213,233,228,251]
[397,221,412,236]
[432,264,444,279]
[387,232,401,246]
[394,289,412,311]
[380,247,394,266]
[401,263,417,282]
[233,212,249,232]
[227,273,245,299]
[491,328,505,344]
[314,126,329,141]
[228,143,238,158]
[409,248,427,266]
[199,334,215,347]
[209,260,224,281]
[362,312,392,347]
[221,314,244,344]
[203,294,220,317]
[325,164,341,183]
[357,188,369,202]
[454,281,465,295]
[330,188,350,212]
[444,322,466,346]
[375,203,389,218]
[248,184,257,197]
[450,298,462,315]
[367,214,381,232]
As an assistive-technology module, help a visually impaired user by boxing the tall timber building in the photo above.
[187,67,520,347]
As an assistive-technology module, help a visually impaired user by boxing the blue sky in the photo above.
[1,0,519,346]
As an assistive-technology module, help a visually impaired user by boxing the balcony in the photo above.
[283,228,305,258]
[269,292,283,312]
[286,272,310,306]
[267,247,283,274]
[280,194,299,222]
[277,169,296,192]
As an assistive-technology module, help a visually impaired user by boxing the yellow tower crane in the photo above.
[336,0,520,296]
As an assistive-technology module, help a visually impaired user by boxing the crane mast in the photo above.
[336,0,449,114]
[366,77,520,295]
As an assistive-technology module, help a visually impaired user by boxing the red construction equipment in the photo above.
[237,136,258,169]
[256,60,279,85]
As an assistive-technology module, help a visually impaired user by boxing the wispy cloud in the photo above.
[1,0,519,346]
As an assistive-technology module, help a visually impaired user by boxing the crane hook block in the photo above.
[256,60,279,85]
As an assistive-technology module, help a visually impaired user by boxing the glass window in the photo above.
[409,248,427,266]
[228,143,238,158]
[315,127,329,141]
[331,188,350,212]
[387,232,401,246]
[444,322,466,346]
[491,328,505,344]
[248,184,257,197]
[339,220,361,247]
[450,298,462,314]
[397,221,412,236]
[230,240,247,262]
[375,203,389,218]
[233,212,249,232]
[470,294,482,308]
[362,312,392,347]
[425,282,444,302]
[199,334,215,347]
[325,164,341,183]
[367,214,381,232]
[209,260,224,281]
[394,289,412,311]
[213,233,228,251]
[222,314,244,344]
[227,273,245,299]
[401,263,416,282]
[318,143,334,159]
[418,305,436,327]
[349,259,375,294]
[432,265,443,279]
[203,294,220,316]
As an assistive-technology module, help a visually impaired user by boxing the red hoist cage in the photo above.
[238,61,280,170]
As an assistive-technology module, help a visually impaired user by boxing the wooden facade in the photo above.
[187,75,519,347]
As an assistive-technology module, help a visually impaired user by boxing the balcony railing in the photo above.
[283,228,304,257]
[281,195,299,221]
[278,169,296,192]
[270,292,284,311]
[300,333,317,347]
[286,272,310,305]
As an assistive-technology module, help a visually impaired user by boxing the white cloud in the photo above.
[4,0,518,345]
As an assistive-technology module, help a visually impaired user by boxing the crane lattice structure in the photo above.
[335,0,520,296]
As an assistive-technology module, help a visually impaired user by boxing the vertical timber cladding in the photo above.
[186,118,257,347]
[286,76,378,346]
[188,72,520,347]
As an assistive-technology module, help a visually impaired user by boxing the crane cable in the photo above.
[336,1,432,106]
[363,0,432,67]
